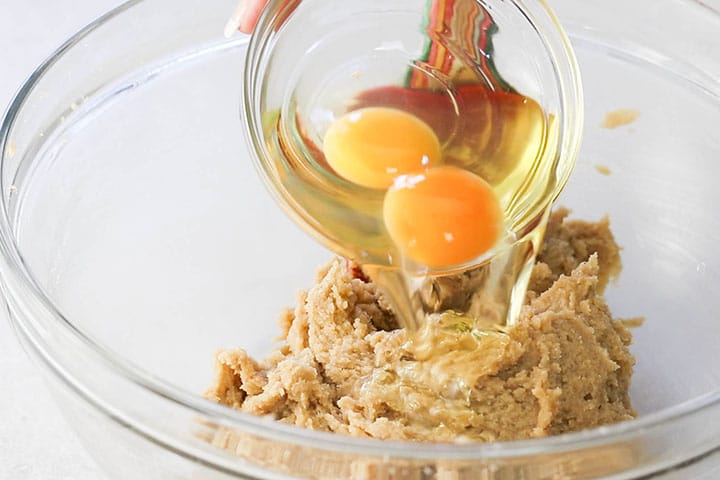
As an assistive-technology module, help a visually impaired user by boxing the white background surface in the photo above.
[0,2,121,478]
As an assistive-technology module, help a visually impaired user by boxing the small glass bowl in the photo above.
[1,0,720,479]
[243,0,583,269]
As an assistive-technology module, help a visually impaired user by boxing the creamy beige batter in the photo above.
[602,109,640,129]
[207,209,635,442]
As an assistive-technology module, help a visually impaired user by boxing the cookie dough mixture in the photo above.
[206,209,635,442]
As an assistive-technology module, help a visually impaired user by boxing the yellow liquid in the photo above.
[262,83,559,328]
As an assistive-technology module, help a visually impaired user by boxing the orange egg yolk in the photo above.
[383,166,502,267]
[323,107,442,189]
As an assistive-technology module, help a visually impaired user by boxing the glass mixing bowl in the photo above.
[1,0,719,478]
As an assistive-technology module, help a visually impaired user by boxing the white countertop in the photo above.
[0,3,121,478]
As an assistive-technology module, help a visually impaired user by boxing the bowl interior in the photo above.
[4,0,720,433]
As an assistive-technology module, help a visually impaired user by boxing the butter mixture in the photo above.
[206,209,634,442]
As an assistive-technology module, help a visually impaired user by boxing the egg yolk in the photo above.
[323,107,442,189]
[383,166,502,267]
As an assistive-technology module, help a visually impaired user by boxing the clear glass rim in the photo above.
[0,0,718,464]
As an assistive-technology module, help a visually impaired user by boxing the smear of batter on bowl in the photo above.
[5,141,16,158]
[602,109,640,129]
[206,209,635,442]
[595,164,612,175]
